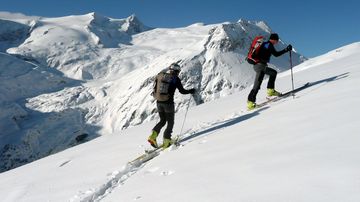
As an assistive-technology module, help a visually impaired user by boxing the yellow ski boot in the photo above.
[162,138,174,149]
[247,101,256,110]
[148,131,158,148]
[267,88,282,97]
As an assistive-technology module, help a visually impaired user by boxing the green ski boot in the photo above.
[148,131,158,148]
[162,138,174,149]
[247,101,256,110]
[267,88,282,97]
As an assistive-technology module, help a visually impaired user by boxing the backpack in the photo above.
[153,71,174,101]
[246,36,264,65]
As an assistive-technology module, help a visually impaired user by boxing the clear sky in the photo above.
[1,0,359,58]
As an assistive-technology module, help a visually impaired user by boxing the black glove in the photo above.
[188,88,196,94]
[286,44,292,52]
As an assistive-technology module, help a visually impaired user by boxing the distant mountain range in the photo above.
[0,12,305,172]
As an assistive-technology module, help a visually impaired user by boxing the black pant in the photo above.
[153,102,175,139]
[248,63,277,102]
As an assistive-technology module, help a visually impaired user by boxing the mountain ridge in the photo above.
[0,12,305,172]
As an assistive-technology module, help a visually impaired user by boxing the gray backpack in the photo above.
[153,72,173,101]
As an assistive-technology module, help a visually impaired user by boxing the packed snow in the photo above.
[1,11,359,202]
[0,41,359,201]
[0,12,306,172]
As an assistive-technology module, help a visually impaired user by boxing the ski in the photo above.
[128,136,181,165]
[128,148,161,166]
[255,82,311,109]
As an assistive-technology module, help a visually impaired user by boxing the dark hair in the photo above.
[269,33,279,41]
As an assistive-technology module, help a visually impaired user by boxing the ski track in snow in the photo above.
[69,115,237,201]
[70,161,146,202]
[69,103,278,202]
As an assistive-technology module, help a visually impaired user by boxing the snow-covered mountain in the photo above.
[0,42,359,202]
[0,12,305,172]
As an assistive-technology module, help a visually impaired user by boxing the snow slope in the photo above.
[0,12,306,172]
[0,52,93,170]
[0,42,359,202]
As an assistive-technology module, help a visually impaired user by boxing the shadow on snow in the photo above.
[179,72,350,144]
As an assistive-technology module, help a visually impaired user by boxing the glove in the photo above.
[286,44,292,52]
[188,88,196,94]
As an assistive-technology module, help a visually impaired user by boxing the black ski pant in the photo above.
[248,63,277,102]
[153,102,175,139]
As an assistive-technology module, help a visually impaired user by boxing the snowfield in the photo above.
[0,41,359,201]
[0,12,306,172]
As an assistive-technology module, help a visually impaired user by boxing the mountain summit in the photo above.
[1,12,304,172]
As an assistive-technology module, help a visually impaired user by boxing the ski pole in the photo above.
[179,95,191,137]
[289,51,295,98]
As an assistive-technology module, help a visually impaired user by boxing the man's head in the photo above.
[269,33,279,44]
[169,63,181,75]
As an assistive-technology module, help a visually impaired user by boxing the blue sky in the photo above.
[1,0,359,58]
